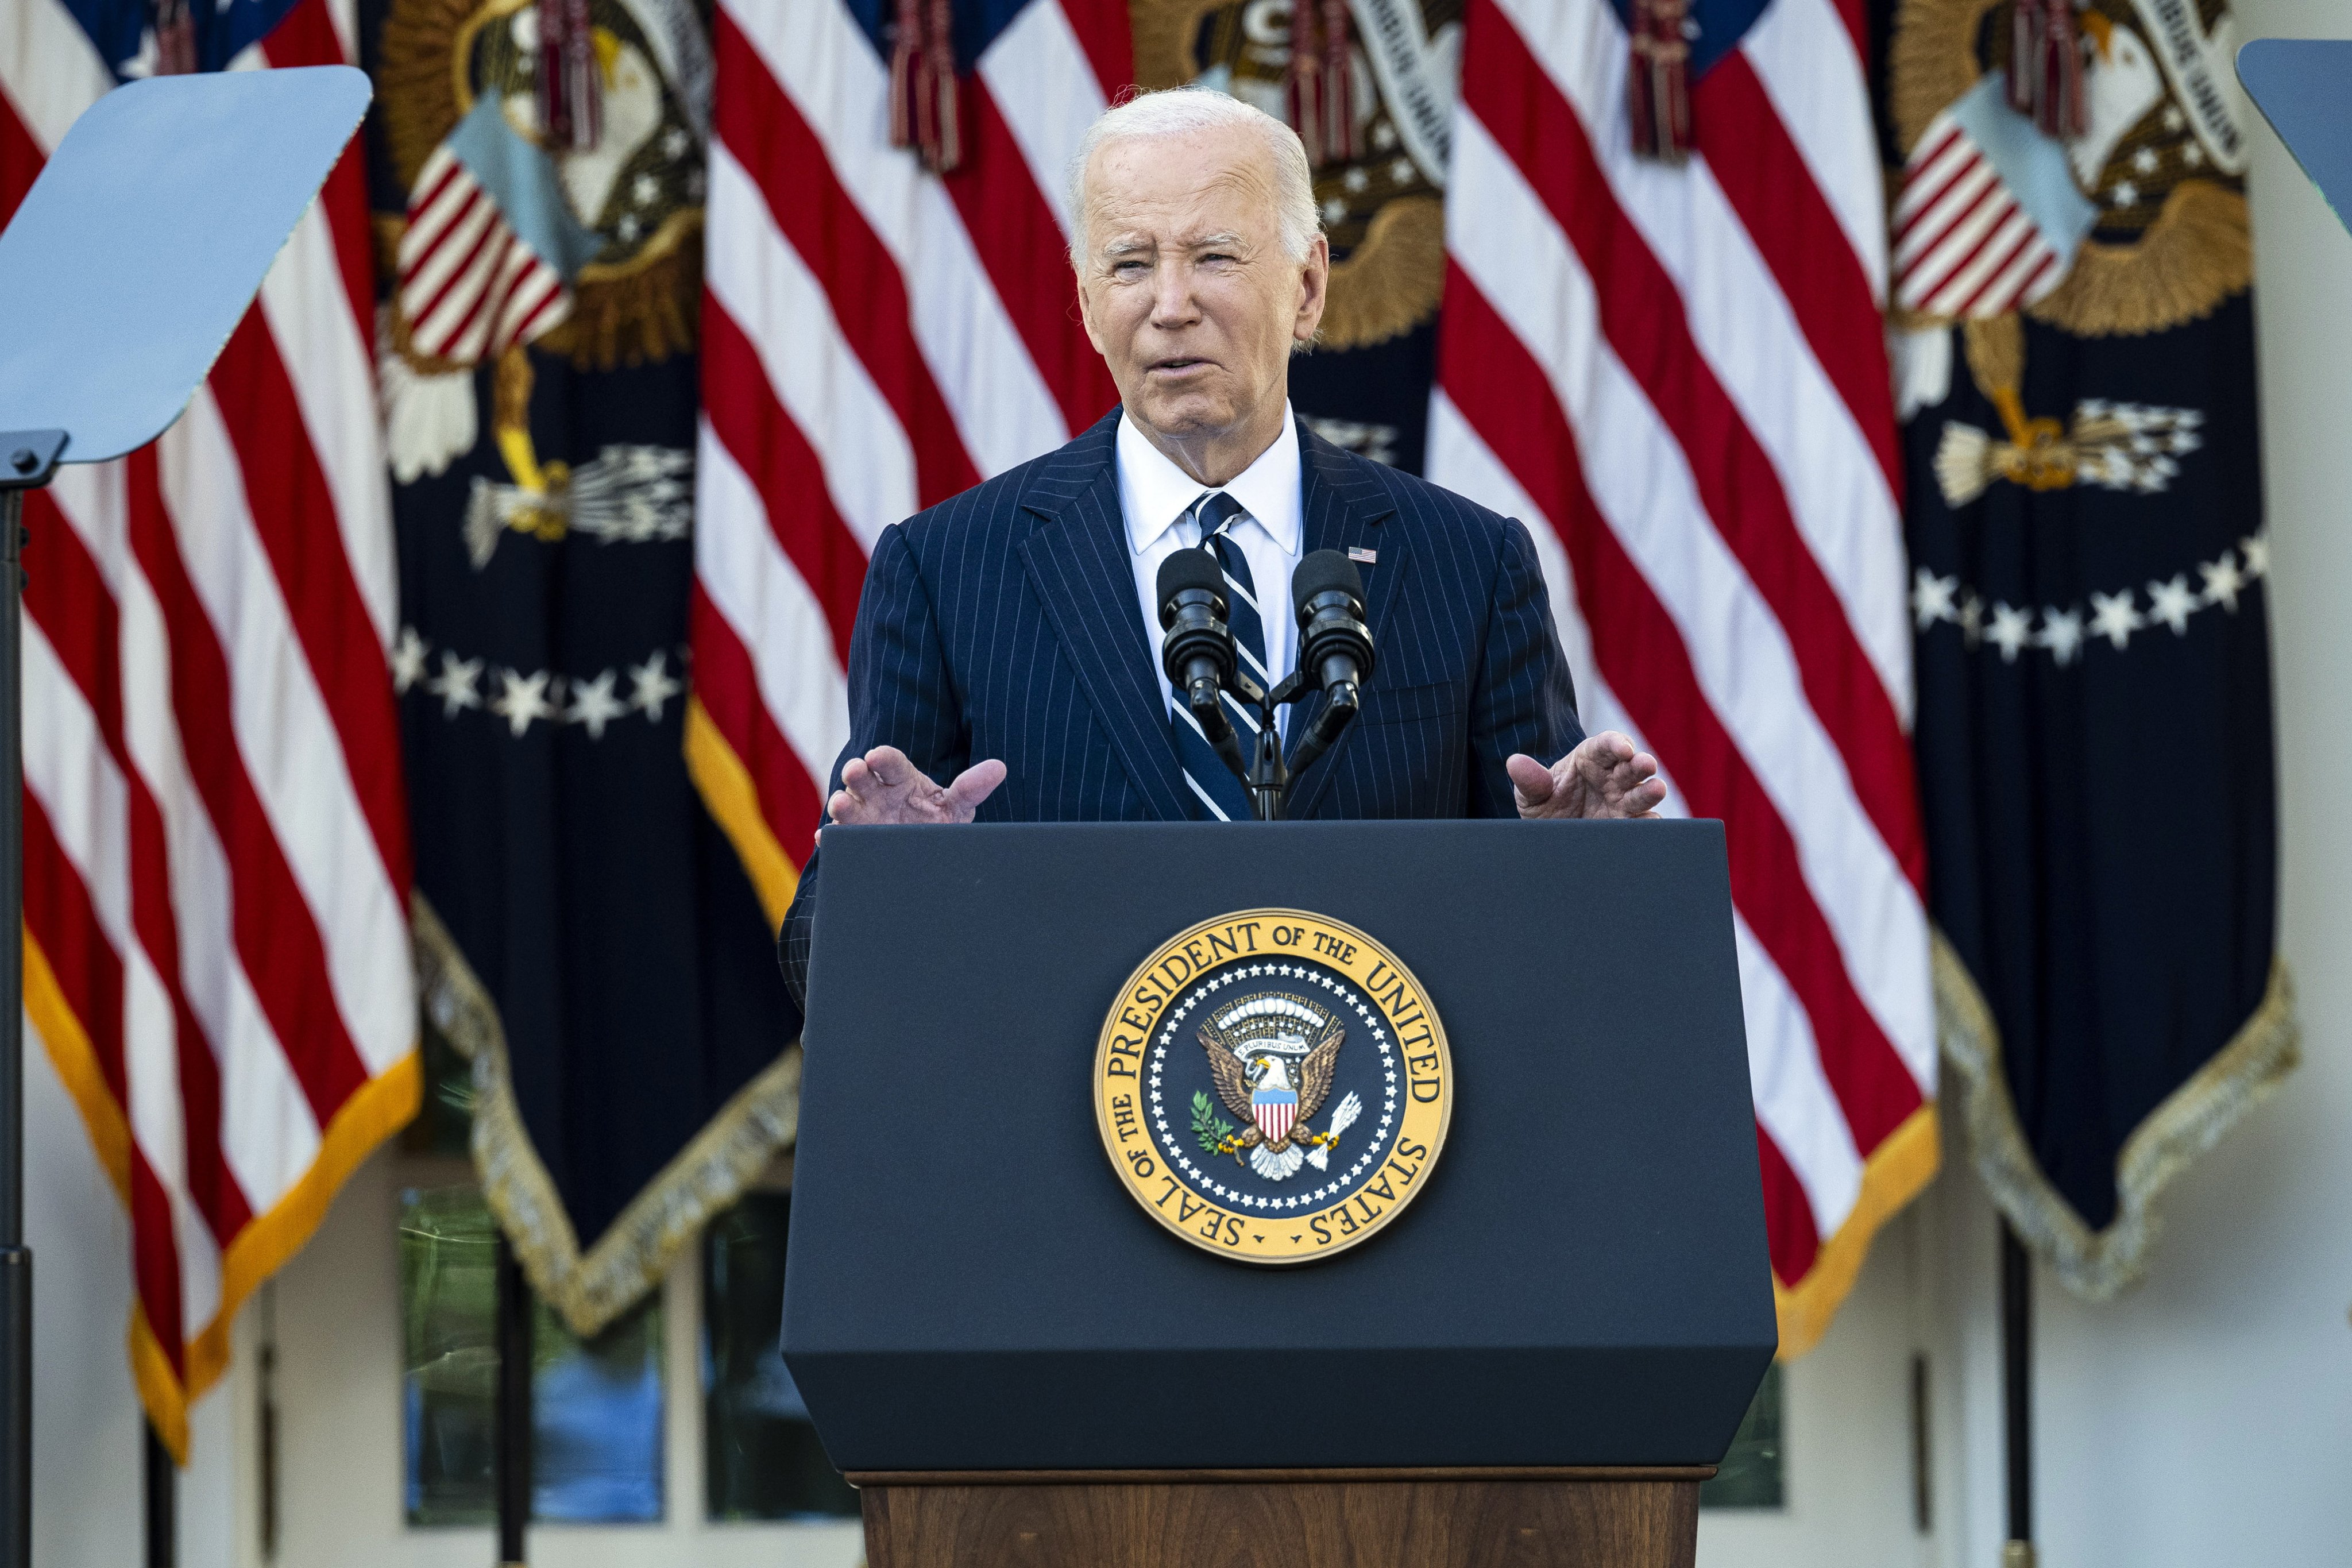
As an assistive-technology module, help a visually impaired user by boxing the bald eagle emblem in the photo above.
[1193,993,1364,1182]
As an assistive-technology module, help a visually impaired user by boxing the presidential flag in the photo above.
[1884,0,2291,1299]
[372,0,798,1336]
[1426,0,1936,1354]
[0,0,415,1457]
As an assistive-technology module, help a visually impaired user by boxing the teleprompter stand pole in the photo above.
[494,1234,532,1567]
[2000,1222,2034,1568]
[0,434,63,1568]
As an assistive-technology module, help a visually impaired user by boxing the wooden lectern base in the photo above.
[848,1467,1715,1568]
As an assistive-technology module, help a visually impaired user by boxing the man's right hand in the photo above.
[824,746,1007,832]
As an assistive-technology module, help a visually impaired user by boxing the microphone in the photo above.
[1157,548,1238,749]
[1288,550,1374,776]
[1292,550,1374,704]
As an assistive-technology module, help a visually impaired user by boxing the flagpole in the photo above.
[495,1234,531,1566]
[2000,1222,2034,1568]
[0,440,57,1568]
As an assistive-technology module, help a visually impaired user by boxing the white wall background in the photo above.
[25,1019,142,1567]
[21,5,2352,1562]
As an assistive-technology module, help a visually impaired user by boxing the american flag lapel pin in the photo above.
[1348,547,1377,564]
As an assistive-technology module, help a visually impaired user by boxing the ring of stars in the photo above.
[397,631,687,736]
[1910,535,2268,666]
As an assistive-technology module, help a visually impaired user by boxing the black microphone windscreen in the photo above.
[1291,549,1365,613]
[1157,547,1225,603]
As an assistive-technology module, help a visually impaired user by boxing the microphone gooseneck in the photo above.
[1157,547,1237,748]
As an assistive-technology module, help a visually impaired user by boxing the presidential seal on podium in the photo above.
[1094,909,1452,1263]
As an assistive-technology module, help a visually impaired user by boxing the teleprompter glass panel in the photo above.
[1697,1362,1783,1509]
[703,1192,860,1520]
[400,1185,665,1525]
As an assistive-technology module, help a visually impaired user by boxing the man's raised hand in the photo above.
[1507,733,1666,821]
[824,746,1007,831]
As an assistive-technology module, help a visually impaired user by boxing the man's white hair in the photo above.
[1067,88,1322,267]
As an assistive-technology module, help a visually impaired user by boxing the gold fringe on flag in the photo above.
[1933,929,2298,1300]
[24,927,420,1463]
[413,894,804,1338]
[1772,1108,1942,1358]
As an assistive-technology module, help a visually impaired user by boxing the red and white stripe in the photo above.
[0,0,414,1455]
[688,0,1127,920]
[1427,0,1933,1346]
[1892,115,2066,318]
[396,141,570,362]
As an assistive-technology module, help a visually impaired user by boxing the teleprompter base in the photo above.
[848,1467,1715,1568]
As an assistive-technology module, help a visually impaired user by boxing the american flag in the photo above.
[686,0,1127,923]
[0,0,414,1457]
[1427,0,1935,1352]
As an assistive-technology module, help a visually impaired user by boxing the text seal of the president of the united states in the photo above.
[1094,910,1451,1263]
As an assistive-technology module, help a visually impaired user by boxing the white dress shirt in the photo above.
[1117,405,1303,719]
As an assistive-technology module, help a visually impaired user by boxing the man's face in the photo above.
[1074,124,1328,447]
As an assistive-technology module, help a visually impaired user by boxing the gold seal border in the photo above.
[1093,907,1453,1265]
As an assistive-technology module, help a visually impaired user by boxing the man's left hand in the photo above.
[1507,733,1666,820]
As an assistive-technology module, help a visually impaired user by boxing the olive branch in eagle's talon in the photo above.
[1192,1091,1243,1158]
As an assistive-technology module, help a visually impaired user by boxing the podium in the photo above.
[783,819,1775,1567]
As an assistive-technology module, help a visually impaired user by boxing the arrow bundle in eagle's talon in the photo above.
[1306,1092,1362,1170]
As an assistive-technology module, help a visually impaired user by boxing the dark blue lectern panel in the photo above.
[783,820,1774,1470]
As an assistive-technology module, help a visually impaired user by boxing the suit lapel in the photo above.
[1285,423,1403,818]
[1017,411,1192,822]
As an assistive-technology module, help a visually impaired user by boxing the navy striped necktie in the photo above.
[1169,491,1263,821]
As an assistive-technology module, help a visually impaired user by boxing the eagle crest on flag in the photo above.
[376,0,712,486]
[1196,995,1362,1181]
[1888,0,2251,340]
[1888,0,2251,505]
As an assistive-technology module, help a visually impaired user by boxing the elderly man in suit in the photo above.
[779,87,1663,1005]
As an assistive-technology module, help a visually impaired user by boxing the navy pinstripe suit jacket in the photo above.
[779,410,1583,1009]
